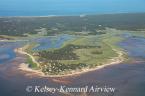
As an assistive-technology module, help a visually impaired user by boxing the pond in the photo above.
[32,34,74,51]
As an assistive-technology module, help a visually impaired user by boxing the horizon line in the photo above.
[0,12,145,18]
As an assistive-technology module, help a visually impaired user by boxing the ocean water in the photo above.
[0,0,145,16]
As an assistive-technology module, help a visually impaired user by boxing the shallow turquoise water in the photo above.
[0,0,145,16]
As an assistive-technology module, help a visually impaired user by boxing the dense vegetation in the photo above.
[0,13,145,36]
[36,44,102,75]
[42,61,88,75]
[38,44,98,60]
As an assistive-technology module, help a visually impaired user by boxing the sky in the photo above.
[0,0,145,16]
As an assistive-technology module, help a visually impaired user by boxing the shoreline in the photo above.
[15,48,40,67]
[15,47,124,77]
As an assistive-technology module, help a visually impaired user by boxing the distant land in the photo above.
[0,13,145,36]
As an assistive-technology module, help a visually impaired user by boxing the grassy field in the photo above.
[59,36,118,67]
[26,57,38,69]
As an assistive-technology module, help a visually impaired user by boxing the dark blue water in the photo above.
[0,0,145,16]
[33,35,74,51]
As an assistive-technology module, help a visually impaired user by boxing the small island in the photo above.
[16,29,124,76]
